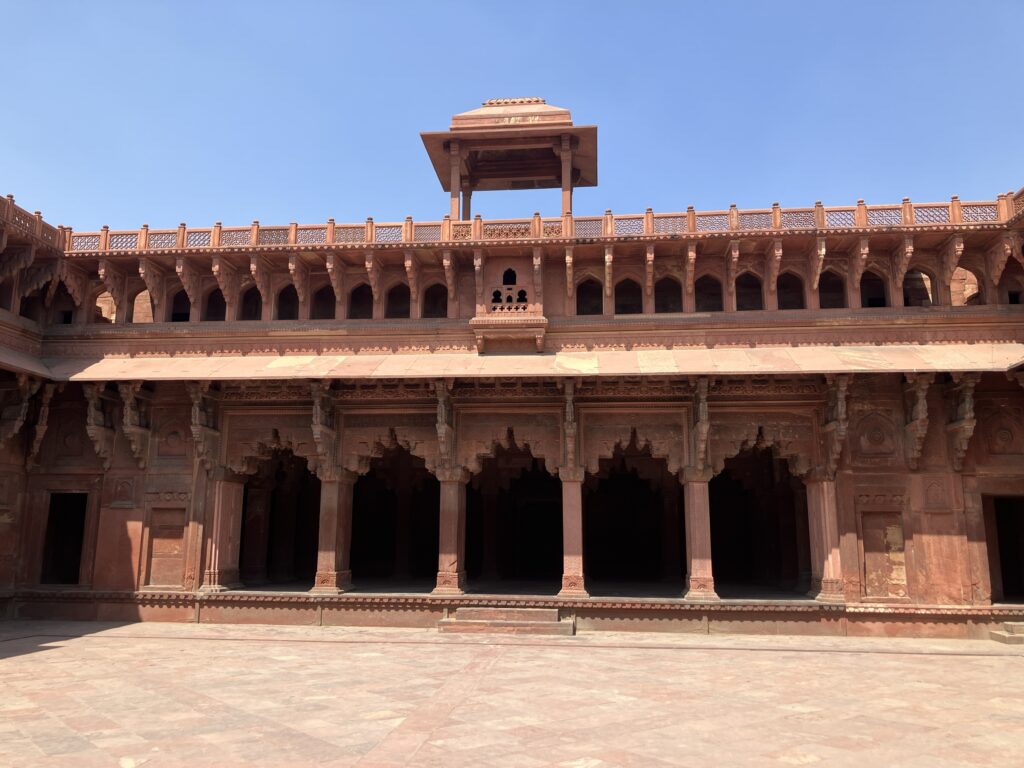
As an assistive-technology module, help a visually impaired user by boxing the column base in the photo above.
[432,571,466,595]
[683,576,719,601]
[808,578,844,603]
[310,570,352,594]
[200,570,240,592]
[558,574,589,598]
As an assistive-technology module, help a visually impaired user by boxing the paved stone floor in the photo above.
[1,621,1022,767]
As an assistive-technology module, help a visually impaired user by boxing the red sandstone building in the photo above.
[1,98,1023,638]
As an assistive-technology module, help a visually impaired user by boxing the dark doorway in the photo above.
[311,285,335,319]
[240,287,262,320]
[709,446,810,598]
[694,275,723,312]
[350,442,439,590]
[238,451,320,589]
[576,278,603,315]
[276,285,299,320]
[171,289,191,322]
[614,279,643,314]
[735,273,764,311]
[903,269,934,307]
[654,277,683,313]
[819,271,846,309]
[422,283,448,318]
[204,289,226,321]
[40,492,88,585]
[583,438,685,596]
[348,284,373,319]
[860,272,887,308]
[989,496,1024,602]
[777,273,805,310]
[466,444,562,594]
[385,284,410,318]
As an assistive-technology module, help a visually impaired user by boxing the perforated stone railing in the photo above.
[0,194,63,249]
[61,192,1017,254]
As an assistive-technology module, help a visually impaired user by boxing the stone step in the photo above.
[1002,622,1024,635]
[438,618,574,636]
[990,630,1024,645]
[454,606,560,623]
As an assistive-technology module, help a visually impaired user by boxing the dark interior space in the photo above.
[576,278,603,315]
[40,492,88,585]
[654,277,683,313]
[465,449,562,593]
[348,283,373,319]
[240,287,262,320]
[818,271,846,309]
[170,289,191,322]
[614,279,643,314]
[583,440,685,596]
[860,272,887,308]
[422,283,448,318]
[276,284,299,320]
[694,275,723,312]
[350,444,439,588]
[311,285,336,319]
[776,273,805,310]
[735,273,764,311]
[991,496,1024,602]
[238,451,320,589]
[709,446,810,598]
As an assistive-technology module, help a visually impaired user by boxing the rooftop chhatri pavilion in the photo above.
[0,100,1023,640]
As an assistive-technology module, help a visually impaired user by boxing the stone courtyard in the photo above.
[1,621,1021,767]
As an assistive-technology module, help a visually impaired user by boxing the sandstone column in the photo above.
[434,467,468,594]
[311,470,355,594]
[683,475,718,600]
[201,468,244,592]
[805,477,843,601]
[558,467,588,597]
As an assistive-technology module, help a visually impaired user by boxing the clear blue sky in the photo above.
[3,1,1022,231]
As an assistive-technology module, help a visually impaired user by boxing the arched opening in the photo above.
[951,266,984,306]
[170,289,191,322]
[49,283,77,325]
[311,285,336,319]
[276,284,299,320]
[0,279,13,312]
[576,278,603,316]
[776,273,805,310]
[860,271,888,308]
[997,260,1024,305]
[203,289,226,321]
[240,287,262,321]
[583,436,685,597]
[131,290,154,323]
[614,279,643,314]
[903,269,934,307]
[18,291,44,323]
[384,283,410,319]
[422,283,448,318]
[238,450,320,589]
[348,283,373,319]
[350,443,439,591]
[709,446,810,598]
[694,275,723,312]
[735,273,764,311]
[466,440,561,594]
[93,291,115,323]
[654,276,683,313]
[818,270,846,309]
[40,492,88,584]
[502,268,517,286]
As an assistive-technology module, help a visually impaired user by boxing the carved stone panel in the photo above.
[707,411,816,477]
[458,410,561,475]
[223,410,316,475]
[849,410,900,466]
[859,511,909,599]
[580,409,687,476]
[340,412,438,475]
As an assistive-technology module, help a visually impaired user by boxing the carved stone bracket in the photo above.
[365,250,380,303]
[644,245,655,297]
[0,245,35,281]
[61,261,91,309]
[849,237,869,288]
[138,258,168,320]
[895,235,915,288]
[27,382,60,468]
[987,232,1021,288]
[809,237,826,289]
[533,247,544,305]
[288,254,310,307]
[186,381,221,471]
[822,374,850,479]
[604,246,613,297]
[98,259,128,319]
[685,242,698,295]
[473,249,484,306]
[403,251,419,304]
[0,373,41,444]
[687,377,711,478]
[117,380,151,469]
[436,379,455,471]
[903,373,933,471]
[766,240,783,292]
[726,241,740,291]
[20,259,60,302]
[442,250,456,305]
[564,246,574,299]
[83,382,116,470]
[212,255,243,315]
[310,380,338,480]
[947,373,979,471]
[175,257,202,307]
[940,235,964,288]
[325,253,345,305]
[558,378,579,472]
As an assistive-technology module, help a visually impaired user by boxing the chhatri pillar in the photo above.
[311,470,356,594]
[682,470,718,600]
[434,466,469,594]
[558,466,588,598]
